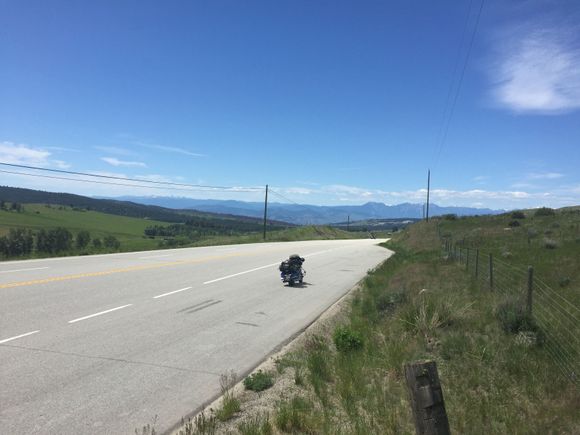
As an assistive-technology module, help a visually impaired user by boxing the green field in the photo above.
[0,204,369,260]
[0,204,169,251]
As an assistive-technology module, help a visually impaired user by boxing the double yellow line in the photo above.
[0,252,243,289]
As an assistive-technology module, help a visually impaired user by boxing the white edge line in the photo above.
[68,304,133,324]
[0,266,49,274]
[0,330,40,344]
[153,286,193,299]
[138,254,171,259]
[204,262,281,285]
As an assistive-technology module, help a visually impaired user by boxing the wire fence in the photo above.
[442,239,579,388]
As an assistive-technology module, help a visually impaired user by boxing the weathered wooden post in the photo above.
[475,249,479,278]
[405,360,451,435]
[466,247,470,270]
[489,253,494,292]
[527,266,534,316]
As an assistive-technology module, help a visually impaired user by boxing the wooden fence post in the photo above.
[466,247,470,270]
[475,249,479,278]
[404,360,451,435]
[489,253,494,292]
[527,266,534,316]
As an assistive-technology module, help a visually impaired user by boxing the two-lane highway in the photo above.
[0,239,392,434]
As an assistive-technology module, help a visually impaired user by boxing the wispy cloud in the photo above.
[0,141,70,168]
[101,157,147,168]
[527,172,564,180]
[134,142,205,158]
[95,146,136,156]
[490,23,580,114]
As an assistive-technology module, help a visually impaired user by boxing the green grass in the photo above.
[239,215,580,434]
[0,204,167,251]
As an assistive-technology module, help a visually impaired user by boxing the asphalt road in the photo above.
[0,239,392,434]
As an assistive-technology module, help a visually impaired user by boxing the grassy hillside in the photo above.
[0,204,169,252]
[0,204,366,260]
[186,210,580,434]
[436,208,580,305]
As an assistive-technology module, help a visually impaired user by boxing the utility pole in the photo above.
[263,184,268,240]
[426,169,431,222]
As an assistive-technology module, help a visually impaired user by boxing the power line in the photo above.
[431,0,474,163]
[0,162,262,192]
[0,169,260,193]
[433,0,485,168]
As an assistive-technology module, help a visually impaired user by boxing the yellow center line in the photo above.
[0,252,244,289]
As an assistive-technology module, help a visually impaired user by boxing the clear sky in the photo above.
[1,0,579,209]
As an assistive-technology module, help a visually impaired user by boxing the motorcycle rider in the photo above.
[280,254,305,273]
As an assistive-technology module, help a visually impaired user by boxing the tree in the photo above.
[103,235,120,250]
[534,207,555,217]
[76,230,91,249]
[92,238,102,249]
[0,228,34,257]
[36,227,73,253]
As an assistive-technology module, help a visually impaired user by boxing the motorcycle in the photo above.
[280,267,305,286]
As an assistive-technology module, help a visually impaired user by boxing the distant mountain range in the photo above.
[112,196,505,225]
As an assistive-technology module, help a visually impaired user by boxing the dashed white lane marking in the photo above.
[0,330,40,344]
[0,267,49,274]
[203,249,333,285]
[138,254,171,259]
[68,304,133,324]
[204,262,281,285]
[153,286,193,299]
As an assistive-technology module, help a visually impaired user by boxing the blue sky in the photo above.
[1,0,579,209]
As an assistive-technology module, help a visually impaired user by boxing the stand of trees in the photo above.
[0,227,120,259]
[144,217,263,241]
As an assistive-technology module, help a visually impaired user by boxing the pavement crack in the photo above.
[0,344,221,376]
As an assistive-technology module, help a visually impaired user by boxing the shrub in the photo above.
[534,207,555,217]
[508,220,521,227]
[544,238,558,249]
[243,370,274,392]
[333,326,364,353]
[511,211,526,219]
[559,276,571,287]
[496,299,540,337]
[443,214,457,220]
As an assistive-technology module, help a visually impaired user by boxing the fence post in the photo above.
[527,266,534,316]
[404,360,451,435]
[475,249,479,278]
[466,247,470,270]
[489,253,494,292]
